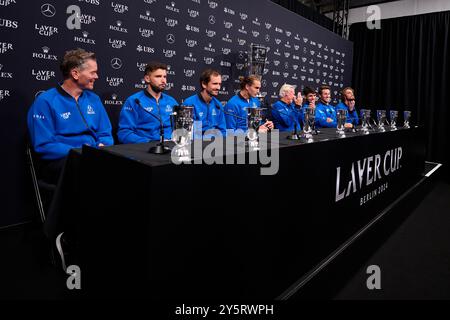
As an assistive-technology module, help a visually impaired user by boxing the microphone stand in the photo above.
[134,99,171,154]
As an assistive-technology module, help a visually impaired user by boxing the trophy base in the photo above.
[149,143,171,154]
[287,133,300,140]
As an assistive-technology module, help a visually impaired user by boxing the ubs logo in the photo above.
[186,24,200,32]
[220,61,231,67]
[0,18,18,29]
[0,0,16,7]
[137,45,155,54]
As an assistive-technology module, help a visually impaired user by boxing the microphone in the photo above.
[134,98,171,154]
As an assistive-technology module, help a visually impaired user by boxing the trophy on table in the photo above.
[389,110,398,130]
[246,43,269,147]
[170,105,194,161]
[360,109,372,135]
[376,109,387,132]
[246,107,265,150]
[302,107,315,143]
[403,111,411,128]
[336,109,347,137]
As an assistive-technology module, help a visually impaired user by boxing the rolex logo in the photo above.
[42,46,50,54]
[116,20,122,27]
[82,31,89,38]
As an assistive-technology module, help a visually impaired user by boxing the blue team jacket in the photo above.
[27,86,113,160]
[335,102,359,125]
[271,100,302,132]
[183,93,227,137]
[224,93,260,133]
[315,101,337,128]
[118,90,178,144]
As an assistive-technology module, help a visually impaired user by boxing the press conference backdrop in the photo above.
[0,0,353,227]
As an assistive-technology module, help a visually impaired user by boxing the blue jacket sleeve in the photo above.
[117,99,149,144]
[316,106,337,128]
[95,102,114,146]
[272,104,292,129]
[224,100,238,131]
[27,97,73,160]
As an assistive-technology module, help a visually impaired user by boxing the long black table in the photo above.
[61,126,426,299]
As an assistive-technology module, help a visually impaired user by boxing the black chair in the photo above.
[26,144,65,268]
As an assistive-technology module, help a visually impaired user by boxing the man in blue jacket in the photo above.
[183,69,227,138]
[224,75,274,134]
[118,61,179,144]
[335,87,359,128]
[27,48,113,183]
[271,84,303,132]
[315,85,337,128]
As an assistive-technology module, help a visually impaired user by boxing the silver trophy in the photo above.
[403,111,411,128]
[302,107,315,143]
[376,109,387,132]
[248,43,268,77]
[389,110,398,130]
[246,107,264,150]
[336,109,347,137]
[360,109,371,135]
[171,105,194,161]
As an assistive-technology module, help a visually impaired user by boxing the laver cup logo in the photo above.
[335,147,403,204]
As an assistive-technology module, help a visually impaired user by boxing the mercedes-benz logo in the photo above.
[166,34,175,44]
[111,58,123,70]
[208,15,216,24]
[41,3,56,18]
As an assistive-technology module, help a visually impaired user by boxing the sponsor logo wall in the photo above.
[0,0,352,226]
[1,0,353,111]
